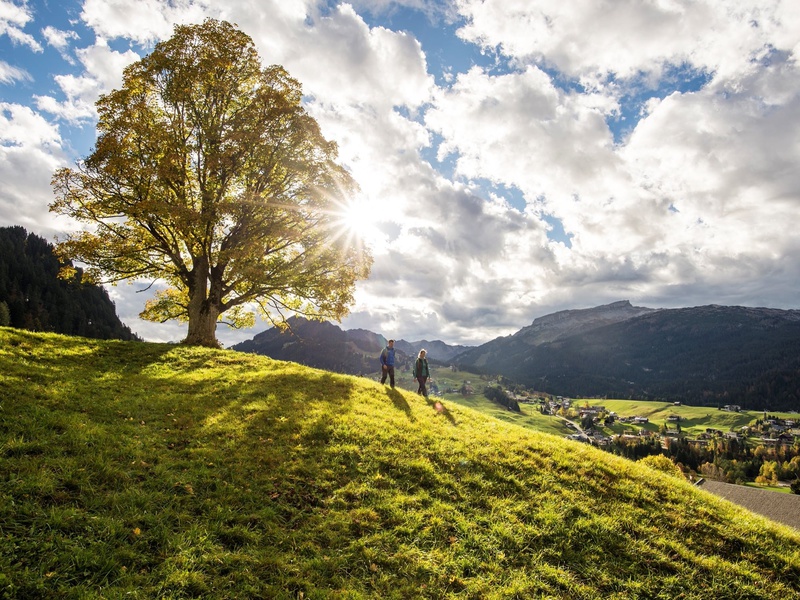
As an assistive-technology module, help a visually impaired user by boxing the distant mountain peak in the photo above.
[454,303,800,410]
[515,300,654,344]
[231,316,472,374]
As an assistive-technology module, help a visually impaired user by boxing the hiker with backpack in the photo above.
[413,349,430,397]
[380,339,396,388]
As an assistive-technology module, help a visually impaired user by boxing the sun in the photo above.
[331,195,383,248]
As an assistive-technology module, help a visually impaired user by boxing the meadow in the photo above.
[1,327,799,599]
[389,366,797,439]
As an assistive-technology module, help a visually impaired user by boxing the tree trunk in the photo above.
[183,259,220,347]
[183,300,220,347]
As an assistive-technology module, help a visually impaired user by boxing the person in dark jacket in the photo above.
[380,339,396,388]
[413,349,430,397]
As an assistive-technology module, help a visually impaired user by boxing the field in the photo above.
[380,366,794,439]
[577,399,794,436]
[2,328,800,599]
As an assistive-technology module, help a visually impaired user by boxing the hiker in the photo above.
[413,349,430,397]
[380,339,396,388]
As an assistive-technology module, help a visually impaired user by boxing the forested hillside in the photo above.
[0,226,139,341]
[455,304,800,411]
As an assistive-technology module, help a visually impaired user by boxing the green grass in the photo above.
[385,366,571,436]
[1,327,799,599]
[576,399,785,437]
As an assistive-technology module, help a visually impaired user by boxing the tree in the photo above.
[50,19,371,347]
[638,454,684,479]
[0,301,9,327]
[483,384,520,412]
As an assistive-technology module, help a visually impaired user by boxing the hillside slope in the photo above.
[455,303,800,410]
[0,226,139,341]
[1,328,799,599]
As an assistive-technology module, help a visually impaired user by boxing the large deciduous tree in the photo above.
[50,19,371,347]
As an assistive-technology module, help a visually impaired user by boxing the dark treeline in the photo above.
[607,433,800,486]
[0,226,139,341]
[483,384,521,412]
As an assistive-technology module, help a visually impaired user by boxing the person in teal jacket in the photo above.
[413,349,430,397]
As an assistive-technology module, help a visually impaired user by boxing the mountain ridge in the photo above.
[455,302,800,410]
[232,301,800,410]
[230,315,471,374]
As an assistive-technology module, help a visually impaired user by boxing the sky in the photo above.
[2,0,800,347]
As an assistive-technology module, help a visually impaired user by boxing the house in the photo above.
[589,431,611,446]
[761,435,795,446]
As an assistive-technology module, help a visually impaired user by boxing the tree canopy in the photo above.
[50,19,371,346]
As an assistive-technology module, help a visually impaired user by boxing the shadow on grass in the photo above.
[425,396,457,426]
[387,388,414,421]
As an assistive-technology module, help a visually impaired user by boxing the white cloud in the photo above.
[80,0,212,46]
[75,38,140,92]
[35,74,99,122]
[0,0,42,52]
[34,38,140,124]
[0,102,60,148]
[42,25,80,63]
[426,65,618,198]
[0,103,71,234]
[622,55,800,263]
[454,0,799,85]
[279,3,434,110]
[0,59,30,83]
[42,25,79,50]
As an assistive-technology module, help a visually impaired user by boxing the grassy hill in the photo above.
[385,366,570,436]
[1,328,799,599]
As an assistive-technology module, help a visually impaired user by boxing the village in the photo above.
[532,396,800,448]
